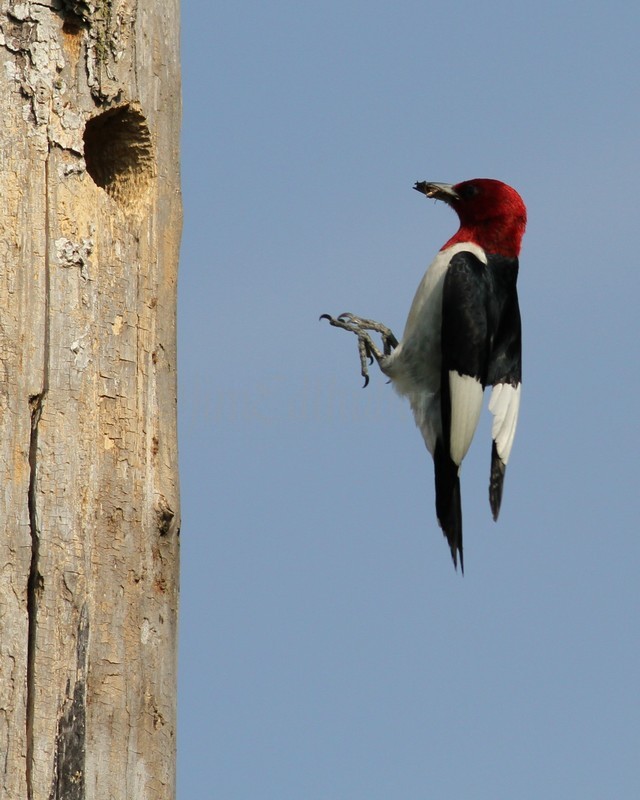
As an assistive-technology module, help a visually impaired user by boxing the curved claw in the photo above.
[362,375,370,388]
[319,313,333,322]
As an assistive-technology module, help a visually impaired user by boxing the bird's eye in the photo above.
[458,184,479,199]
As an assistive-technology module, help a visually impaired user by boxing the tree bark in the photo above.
[0,2,181,798]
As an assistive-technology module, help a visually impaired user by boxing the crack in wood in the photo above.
[26,147,53,800]
[26,392,44,800]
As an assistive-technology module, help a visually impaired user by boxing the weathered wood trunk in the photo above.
[0,2,181,797]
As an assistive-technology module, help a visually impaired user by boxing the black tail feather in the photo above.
[434,441,463,573]
[489,442,506,521]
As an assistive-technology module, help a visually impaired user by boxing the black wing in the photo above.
[437,250,493,571]
[485,255,522,520]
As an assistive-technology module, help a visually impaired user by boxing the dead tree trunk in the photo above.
[0,2,181,798]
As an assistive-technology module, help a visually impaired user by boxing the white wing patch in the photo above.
[489,382,521,464]
[449,371,484,466]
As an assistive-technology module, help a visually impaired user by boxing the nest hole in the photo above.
[83,105,155,207]
[62,15,84,36]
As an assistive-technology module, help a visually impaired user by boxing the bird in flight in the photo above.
[321,178,527,572]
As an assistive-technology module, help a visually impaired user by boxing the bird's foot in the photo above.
[320,312,398,387]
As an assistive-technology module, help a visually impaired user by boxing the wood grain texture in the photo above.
[0,2,181,797]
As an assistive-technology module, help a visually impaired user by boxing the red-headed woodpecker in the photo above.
[322,178,527,571]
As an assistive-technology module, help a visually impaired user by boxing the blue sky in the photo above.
[178,3,639,797]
